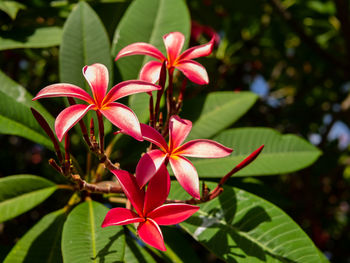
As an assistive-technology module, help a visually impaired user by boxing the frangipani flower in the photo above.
[33,63,160,141]
[102,165,199,251]
[115,32,214,85]
[136,115,232,199]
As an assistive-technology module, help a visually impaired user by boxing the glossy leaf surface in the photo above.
[61,200,124,263]
[0,175,57,223]
[59,2,112,91]
[0,70,55,148]
[0,27,62,50]
[169,182,323,262]
[4,209,66,263]
[182,92,258,140]
[191,128,321,177]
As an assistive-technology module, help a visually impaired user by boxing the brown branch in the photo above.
[71,174,123,194]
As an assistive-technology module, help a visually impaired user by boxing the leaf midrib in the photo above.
[88,200,97,262]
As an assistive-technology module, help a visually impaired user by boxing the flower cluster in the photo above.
[33,32,262,251]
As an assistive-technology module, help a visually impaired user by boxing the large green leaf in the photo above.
[112,0,190,122]
[0,27,62,50]
[191,128,321,177]
[59,1,112,90]
[61,200,124,263]
[4,209,66,263]
[0,70,55,148]
[169,182,323,262]
[0,175,57,223]
[182,92,258,140]
[124,233,156,263]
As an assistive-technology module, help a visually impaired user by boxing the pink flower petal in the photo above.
[169,115,192,150]
[115,42,165,61]
[33,83,94,104]
[139,61,162,83]
[140,124,168,152]
[55,104,94,142]
[100,102,143,141]
[83,63,109,106]
[143,165,170,215]
[110,169,145,216]
[148,204,199,225]
[169,156,200,199]
[137,218,166,251]
[163,32,185,65]
[178,38,214,61]
[176,60,209,85]
[102,80,160,105]
[101,208,143,227]
[174,139,233,158]
[136,149,167,188]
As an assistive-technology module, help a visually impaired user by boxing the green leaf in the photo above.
[170,182,322,262]
[112,0,190,122]
[62,200,124,263]
[59,1,112,90]
[182,92,258,140]
[124,233,156,263]
[0,175,57,223]
[0,1,25,20]
[0,27,62,50]
[0,70,55,148]
[191,127,322,177]
[4,209,66,263]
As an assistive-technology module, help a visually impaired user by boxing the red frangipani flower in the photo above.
[115,31,214,85]
[102,165,199,251]
[136,115,233,199]
[33,63,160,141]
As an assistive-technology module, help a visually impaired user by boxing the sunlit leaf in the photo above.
[0,175,57,223]
[0,1,25,20]
[4,209,66,263]
[191,127,321,177]
[169,182,323,262]
[61,200,124,263]
[0,27,62,50]
[182,92,258,140]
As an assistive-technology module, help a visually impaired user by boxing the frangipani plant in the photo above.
[0,1,324,262]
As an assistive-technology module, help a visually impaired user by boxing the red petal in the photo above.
[136,150,167,188]
[137,218,166,251]
[176,60,209,85]
[33,83,94,104]
[110,169,145,216]
[169,156,200,199]
[174,139,232,158]
[101,207,143,227]
[55,104,94,142]
[178,37,214,61]
[163,32,185,65]
[100,102,143,141]
[143,165,170,215]
[83,63,109,106]
[149,204,199,225]
[140,124,168,152]
[103,80,160,105]
[169,115,192,150]
[115,42,165,61]
[139,61,162,83]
